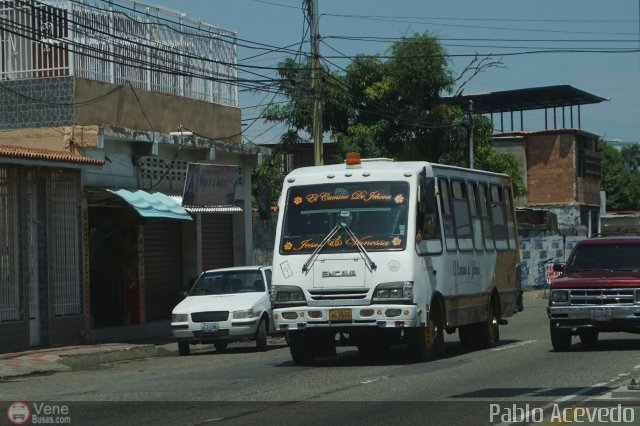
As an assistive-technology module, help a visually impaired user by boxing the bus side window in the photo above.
[491,185,508,250]
[504,185,517,248]
[467,181,484,251]
[452,180,473,251]
[479,184,495,250]
[438,178,457,251]
[416,210,442,255]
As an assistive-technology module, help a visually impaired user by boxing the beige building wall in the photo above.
[74,78,241,143]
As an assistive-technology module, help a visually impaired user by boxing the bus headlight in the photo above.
[373,281,414,302]
[273,285,306,303]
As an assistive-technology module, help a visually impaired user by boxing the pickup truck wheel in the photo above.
[214,341,228,352]
[288,331,314,365]
[578,329,599,347]
[255,318,268,352]
[550,322,572,351]
[178,341,190,356]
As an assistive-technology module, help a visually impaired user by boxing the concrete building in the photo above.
[445,85,607,236]
[493,128,602,236]
[0,0,266,352]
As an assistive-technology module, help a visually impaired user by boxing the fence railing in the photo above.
[1,0,238,107]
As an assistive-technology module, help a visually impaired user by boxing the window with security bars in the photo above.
[50,170,82,316]
[0,167,20,322]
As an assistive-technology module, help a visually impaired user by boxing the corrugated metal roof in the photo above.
[108,189,192,221]
[0,144,104,165]
[169,195,242,213]
[442,85,607,114]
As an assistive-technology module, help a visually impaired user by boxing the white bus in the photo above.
[271,153,522,364]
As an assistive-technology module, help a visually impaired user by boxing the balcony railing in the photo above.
[1,0,238,107]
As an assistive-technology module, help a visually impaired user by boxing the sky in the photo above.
[149,0,640,145]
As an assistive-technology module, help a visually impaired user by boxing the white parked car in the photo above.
[171,266,273,356]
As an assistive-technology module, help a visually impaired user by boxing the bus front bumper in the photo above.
[273,304,420,331]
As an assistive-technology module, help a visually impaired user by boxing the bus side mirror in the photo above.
[420,174,436,214]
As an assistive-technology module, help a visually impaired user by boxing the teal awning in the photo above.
[107,189,192,221]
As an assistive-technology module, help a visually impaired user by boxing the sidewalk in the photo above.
[0,337,178,380]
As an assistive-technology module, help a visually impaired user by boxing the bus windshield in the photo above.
[280,181,409,254]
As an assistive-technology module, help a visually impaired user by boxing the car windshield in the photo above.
[567,242,640,272]
[280,181,409,254]
[189,270,265,296]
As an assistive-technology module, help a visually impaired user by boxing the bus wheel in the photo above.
[477,300,500,348]
[288,331,314,365]
[458,324,476,350]
[407,307,442,361]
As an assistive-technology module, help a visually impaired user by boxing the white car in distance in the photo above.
[171,266,273,356]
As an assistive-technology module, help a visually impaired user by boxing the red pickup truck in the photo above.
[547,235,640,351]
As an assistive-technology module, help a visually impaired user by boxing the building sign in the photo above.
[182,163,239,207]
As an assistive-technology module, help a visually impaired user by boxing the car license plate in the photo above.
[201,322,219,332]
[591,309,612,321]
[329,309,352,321]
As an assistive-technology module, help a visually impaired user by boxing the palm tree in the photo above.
[620,144,640,171]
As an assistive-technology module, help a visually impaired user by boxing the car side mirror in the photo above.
[552,263,565,273]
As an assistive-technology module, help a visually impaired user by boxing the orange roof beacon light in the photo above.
[345,152,361,167]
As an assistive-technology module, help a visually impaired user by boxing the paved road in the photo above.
[2,294,639,425]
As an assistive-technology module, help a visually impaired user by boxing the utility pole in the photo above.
[307,0,323,165]
[468,100,474,169]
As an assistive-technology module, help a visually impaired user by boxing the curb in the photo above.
[59,345,163,368]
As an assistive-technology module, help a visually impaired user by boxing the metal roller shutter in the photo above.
[201,214,234,271]
[144,219,183,321]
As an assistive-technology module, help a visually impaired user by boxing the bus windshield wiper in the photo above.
[301,215,377,273]
[342,225,377,272]
[302,224,341,273]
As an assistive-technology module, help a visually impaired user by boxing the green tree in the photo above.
[620,144,640,171]
[601,142,640,210]
[255,32,527,202]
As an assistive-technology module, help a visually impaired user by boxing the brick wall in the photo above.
[526,133,576,204]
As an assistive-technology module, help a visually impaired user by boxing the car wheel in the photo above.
[255,318,268,352]
[178,341,190,356]
[214,341,228,352]
[550,322,572,352]
[578,329,599,347]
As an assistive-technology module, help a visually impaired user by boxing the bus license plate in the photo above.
[329,309,352,321]
[201,322,219,332]
[591,309,612,321]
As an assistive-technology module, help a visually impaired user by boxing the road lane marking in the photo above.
[494,382,608,426]
[360,375,390,384]
[491,340,536,351]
